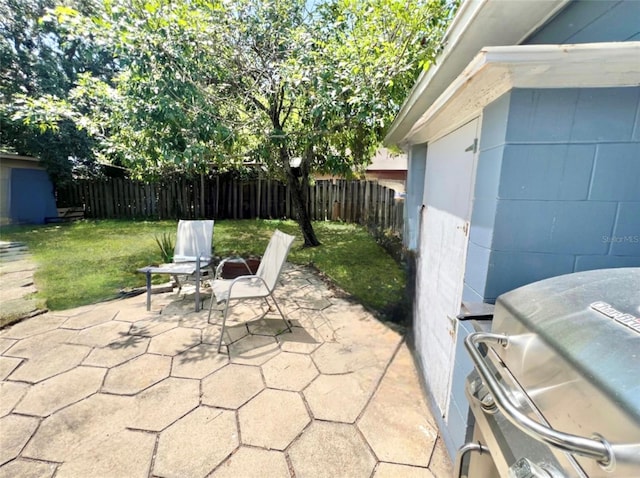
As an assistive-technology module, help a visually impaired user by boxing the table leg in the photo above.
[145,270,151,311]
[195,260,201,312]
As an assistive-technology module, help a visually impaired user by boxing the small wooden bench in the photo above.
[45,207,85,223]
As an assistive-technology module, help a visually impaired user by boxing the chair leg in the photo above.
[267,293,292,334]
[207,290,216,324]
[217,299,231,353]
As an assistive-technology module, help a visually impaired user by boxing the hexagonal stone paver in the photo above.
[68,321,131,348]
[304,367,380,423]
[154,406,238,478]
[129,317,178,337]
[238,388,310,450]
[62,308,117,330]
[373,463,435,478]
[15,366,106,417]
[128,377,199,431]
[202,364,264,409]
[4,329,78,358]
[428,437,453,477]
[276,326,322,354]
[54,429,155,478]
[171,344,228,379]
[228,335,280,366]
[0,381,29,417]
[7,344,91,383]
[0,314,67,339]
[22,393,135,463]
[0,459,57,478]
[358,345,437,467]
[289,421,376,478]
[0,356,22,381]
[0,338,17,354]
[211,446,289,478]
[102,354,171,395]
[312,342,380,374]
[82,335,149,367]
[0,414,40,466]
[147,327,201,356]
[261,352,318,391]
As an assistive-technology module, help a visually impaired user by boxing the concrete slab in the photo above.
[228,335,280,366]
[0,314,66,339]
[128,377,199,431]
[82,335,149,367]
[374,463,435,478]
[147,327,201,356]
[289,421,376,478]
[102,354,171,395]
[358,345,437,467]
[61,308,118,329]
[238,388,310,450]
[68,320,131,348]
[154,406,238,477]
[14,366,105,417]
[428,436,454,477]
[0,263,453,477]
[0,356,22,381]
[202,363,264,409]
[0,381,29,417]
[129,317,178,337]
[211,446,290,478]
[312,341,382,374]
[261,351,318,391]
[171,343,228,379]
[3,328,78,358]
[0,414,39,466]
[7,343,90,383]
[0,338,16,354]
[0,459,57,478]
[22,393,135,462]
[304,367,381,423]
[54,429,154,478]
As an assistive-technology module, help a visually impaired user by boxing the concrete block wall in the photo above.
[465,86,640,303]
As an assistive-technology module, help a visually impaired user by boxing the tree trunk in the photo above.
[286,169,321,247]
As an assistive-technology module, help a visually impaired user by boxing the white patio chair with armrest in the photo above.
[207,229,295,353]
[138,219,214,312]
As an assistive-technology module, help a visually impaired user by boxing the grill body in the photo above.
[459,268,640,477]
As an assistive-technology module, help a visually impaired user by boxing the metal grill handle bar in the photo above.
[465,332,613,466]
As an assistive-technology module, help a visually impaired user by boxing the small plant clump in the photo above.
[155,232,174,263]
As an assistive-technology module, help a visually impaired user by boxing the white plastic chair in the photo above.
[207,229,295,352]
[138,220,214,312]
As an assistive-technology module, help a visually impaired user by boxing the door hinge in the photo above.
[465,139,478,153]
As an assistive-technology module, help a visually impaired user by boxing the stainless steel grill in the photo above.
[456,268,640,477]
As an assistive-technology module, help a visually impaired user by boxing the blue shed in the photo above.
[385,0,640,461]
[0,153,58,225]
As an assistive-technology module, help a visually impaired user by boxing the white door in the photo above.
[414,118,479,416]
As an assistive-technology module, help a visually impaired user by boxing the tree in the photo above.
[0,0,116,185]
[4,0,456,245]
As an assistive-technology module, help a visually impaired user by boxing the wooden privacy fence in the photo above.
[57,177,404,236]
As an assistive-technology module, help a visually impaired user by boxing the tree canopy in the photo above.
[1,0,457,245]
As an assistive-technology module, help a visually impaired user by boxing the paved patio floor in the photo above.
[0,264,452,478]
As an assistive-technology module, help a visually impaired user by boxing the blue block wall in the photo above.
[465,86,640,303]
[525,0,640,44]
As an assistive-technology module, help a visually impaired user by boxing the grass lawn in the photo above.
[0,219,407,321]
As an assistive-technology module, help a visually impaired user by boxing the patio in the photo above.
[0,264,452,478]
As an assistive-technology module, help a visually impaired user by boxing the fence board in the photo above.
[57,177,404,236]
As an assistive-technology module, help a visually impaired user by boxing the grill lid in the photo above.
[485,268,640,475]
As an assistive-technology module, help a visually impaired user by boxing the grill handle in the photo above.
[465,332,614,467]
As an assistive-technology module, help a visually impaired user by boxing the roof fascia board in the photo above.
[384,0,569,146]
[404,42,640,145]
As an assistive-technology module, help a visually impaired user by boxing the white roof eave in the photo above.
[401,42,640,146]
[384,0,570,148]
